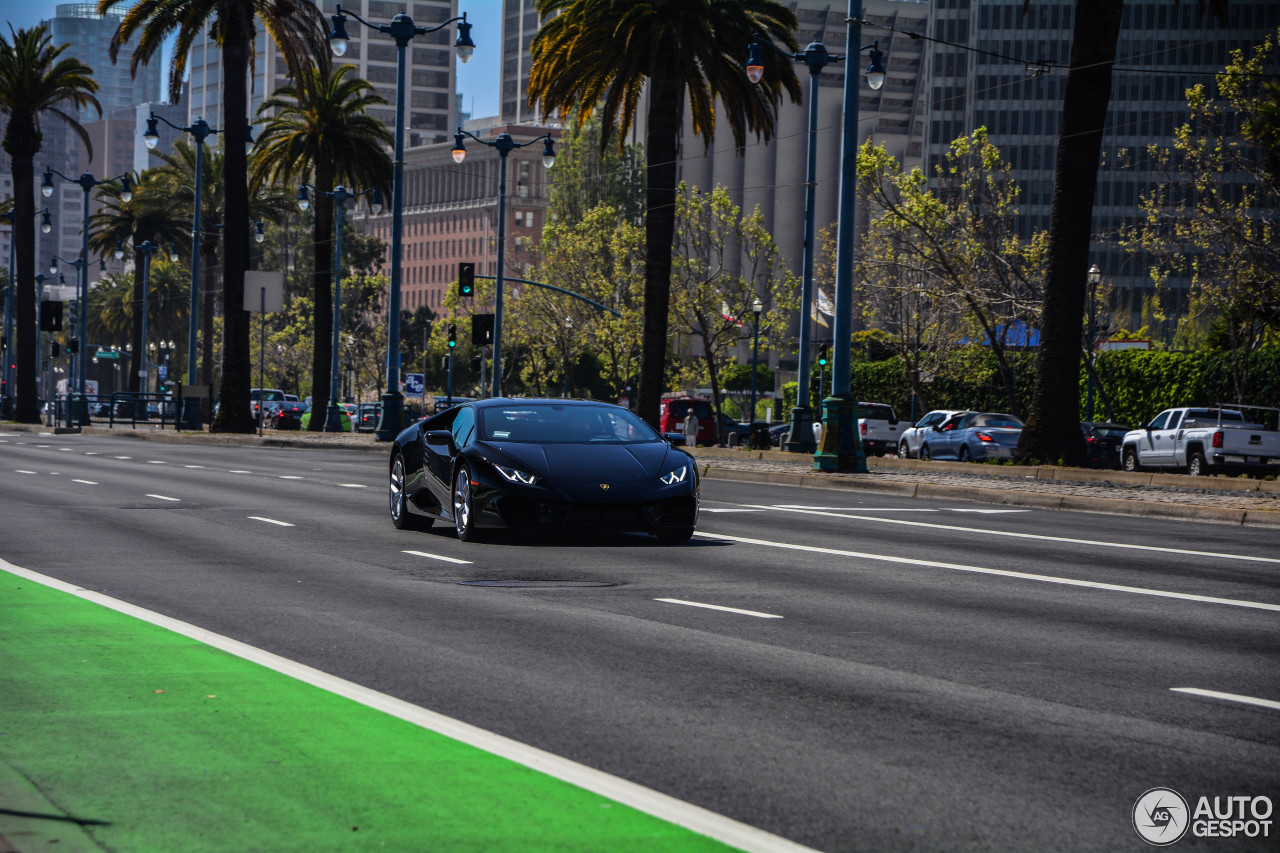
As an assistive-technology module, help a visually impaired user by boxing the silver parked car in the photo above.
[897,409,970,458]
[917,412,1023,462]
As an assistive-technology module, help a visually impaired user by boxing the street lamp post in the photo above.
[144,113,241,429]
[328,4,474,439]
[451,127,555,398]
[42,167,132,425]
[1085,263,1104,422]
[563,316,573,397]
[2,210,51,414]
[49,253,89,427]
[750,297,763,428]
[298,183,383,432]
[818,2,884,473]
[748,31,882,455]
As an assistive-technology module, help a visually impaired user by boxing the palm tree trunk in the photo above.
[1017,0,1124,465]
[635,78,684,429]
[310,165,335,431]
[9,125,40,423]
[211,2,256,434]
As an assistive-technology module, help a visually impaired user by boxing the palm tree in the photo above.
[528,0,801,427]
[250,61,392,431]
[1017,0,1229,464]
[90,169,189,393]
[0,25,100,423]
[98,0,326,433]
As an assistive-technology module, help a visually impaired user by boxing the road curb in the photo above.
[698,464,1280,528]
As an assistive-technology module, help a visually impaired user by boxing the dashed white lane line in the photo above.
[16,470,36,475]
[733,504,1280,565]
[248,516,294,527]
[279,475,304,480]
[656,598,783,619]
[146,494,180,502]
[404,550,473,565]
[184,465,205,469]
[148,460,167,465]
[229,470,252,474]
[696,531,1280,613]
[72,479,98,485]
[1171,688,1280,711]
[700,508,765,513]
[338,483,367,489]
[113,456,131,460]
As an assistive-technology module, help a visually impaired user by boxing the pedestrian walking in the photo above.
[683,409,700,447]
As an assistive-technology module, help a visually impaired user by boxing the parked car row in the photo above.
[896,409,1133,470]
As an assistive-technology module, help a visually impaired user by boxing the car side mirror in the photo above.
[425,429,453,448]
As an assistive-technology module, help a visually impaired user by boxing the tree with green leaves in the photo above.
[251,61,392,430]
[668,184,796,439]
[1019,0,1230,464]
[0,25,100,423]
[1121,29,1280,401]
[528,0,802,429]
[858,132,1046,416]
[100,0,327,433]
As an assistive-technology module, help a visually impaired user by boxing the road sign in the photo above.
[404,373,425,396]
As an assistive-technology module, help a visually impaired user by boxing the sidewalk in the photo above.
[5,421,1279,527]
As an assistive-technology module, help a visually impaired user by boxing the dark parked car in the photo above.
[264,400,306,430]
[356,404,382,432]
[389,398,699,542]
[1081,421,1131,469]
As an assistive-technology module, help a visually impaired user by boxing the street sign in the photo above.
[96,350,120,360]
[404,373,425,396]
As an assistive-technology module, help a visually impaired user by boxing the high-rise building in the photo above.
[185,0,459,151]
[923,0,1276,330]
[47,4,162,124]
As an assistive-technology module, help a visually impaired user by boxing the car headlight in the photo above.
[659,464,689,485]
[494,464,538,485]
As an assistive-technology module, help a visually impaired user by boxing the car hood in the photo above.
[484,441,683,482]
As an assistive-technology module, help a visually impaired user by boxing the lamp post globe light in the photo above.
[145,113,225,429]
[328,4,474,439]
[298,183,383,432]
[42,167,133,425]
[747,26,882,454]
[450,127,555,398]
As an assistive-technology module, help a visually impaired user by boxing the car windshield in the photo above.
[479,404,662,444]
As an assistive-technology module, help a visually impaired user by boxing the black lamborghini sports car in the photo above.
[388,398,700,542]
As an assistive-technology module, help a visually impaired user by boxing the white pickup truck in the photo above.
[1120,405,1280,477]
[856,402,902,457]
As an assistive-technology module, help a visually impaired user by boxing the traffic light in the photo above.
[472,313,494,346]
[471,353,482,371]
[51,341,61,358]
[447,323,457,348]
[458,262,475,298]
[40,301,62,332]
[817,343,829,367]
[68,339,79,355]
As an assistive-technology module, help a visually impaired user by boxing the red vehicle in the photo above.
[658,396,715,446]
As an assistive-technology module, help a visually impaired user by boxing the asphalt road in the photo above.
[2,431,1277,851]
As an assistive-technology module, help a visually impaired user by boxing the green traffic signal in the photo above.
[447,323,457,348]
[458,262,475,297]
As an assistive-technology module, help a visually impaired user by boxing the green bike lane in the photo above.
[0,562,814,853]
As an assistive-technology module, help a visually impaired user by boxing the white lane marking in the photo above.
[278,475,304,480]
[16,470,36,475]
[950,509,1029,514]
[72,479,98,485]
[84,452,100,456]
[229,470,252,474]
[1171,688,1280,711]
[735,504,1280,565]
[59,447,73,452]
[148,460,167,465]
[700,508,766,513]
[114,456,131,459]
[248,516,294,527]
[773,505,937,512]
[146,494,180,502]
[656,598,783,619]
[338,483,367,489]
[0,558,817,853]
[695,531,1280,613]
[184,465,205,469]
[404,550,473,565]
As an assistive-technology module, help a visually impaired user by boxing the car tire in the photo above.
[1122,447,1141,473]
[657,527,694,543]
[453,465,481,542]
[1187,450,1212,477]
[899,440,911,459]
[390,453,432,530]
[920,444,931,461]
[958,446,971,463]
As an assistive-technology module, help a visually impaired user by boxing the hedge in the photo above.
[776,348,1280,427]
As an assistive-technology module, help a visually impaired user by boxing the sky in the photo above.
[4,0,502,118]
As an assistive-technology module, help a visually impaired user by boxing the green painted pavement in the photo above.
[0,569,743,853]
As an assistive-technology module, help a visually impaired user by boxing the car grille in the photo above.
[494,494,696,530]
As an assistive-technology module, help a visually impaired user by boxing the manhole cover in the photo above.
[459,580,619,588]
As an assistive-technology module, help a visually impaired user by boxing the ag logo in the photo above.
[1134,788,1190,846]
